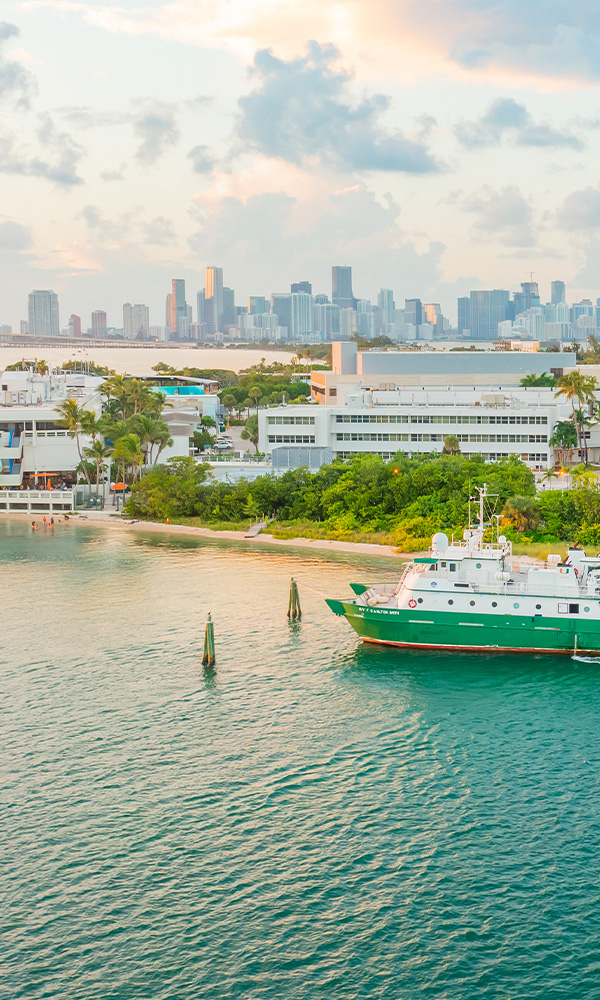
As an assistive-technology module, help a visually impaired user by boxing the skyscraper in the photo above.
[270,294,292,337]
[377,289,395,326]
[28,290,59,338]
[457,296,470,335]
[424,303,443,337]
[68,314,81,338]
[468,290,509,339]
[249,295,267,315]
[404,298,423,327]
[521,281,540,310]
[332,266,355,310]
[291,281,312,294]
[168,279,187,337]
[222,287,235,327]
[123,303,150,341]
[290,292,313,340]
[551,280,566,305]
[205,267,223,332]
[92,310,107,338]
[197,290,205,325]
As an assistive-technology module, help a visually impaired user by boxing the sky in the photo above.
[2,0,600,328]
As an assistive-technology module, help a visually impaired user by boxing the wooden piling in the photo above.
[202,612,216,666]
[287,577,301,620]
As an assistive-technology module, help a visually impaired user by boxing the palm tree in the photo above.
[152,426,174,466]
[113,433,144,486]
[83,438,113,491]
[442,434,461,454]
[502,496,541,533]
[549,419,578,465]
[555,372,588,460]
[56,398,92,486]
[80,409,102,441]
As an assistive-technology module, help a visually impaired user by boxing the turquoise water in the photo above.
[2,521,600,999]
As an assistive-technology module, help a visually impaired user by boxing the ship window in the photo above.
[441,562,446,568]
[448,599,453,605]
[569,603,579,614]
[450,563,456,572]
[585,606,591,613]
[536,604,541,610]
[417,598,423,604]
[513,603,520,609]
[492,602,497,607]
[476,563,482,569]
[470,600,475,606]
[558,603,568,614]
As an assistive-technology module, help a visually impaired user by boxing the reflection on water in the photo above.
[2,520,600,1000]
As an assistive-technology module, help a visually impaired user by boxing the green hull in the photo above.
[326,600,600,654]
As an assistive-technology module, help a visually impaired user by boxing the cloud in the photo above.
[187,144,217,174]
[557,187,600,230]
[0,114,85,186]
[100,167,124,181]
[0,219,33,250]
[79,203,123,239]
[133,100,180,164]
[188,183,448,300]
[455,98,584,150]
[457,185,536,247]
[26,0,600,86]
[143,216,175,244]
[237,42,440,174]
[0,22,36,108]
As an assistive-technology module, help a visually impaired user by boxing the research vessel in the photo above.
[326,485,600,654]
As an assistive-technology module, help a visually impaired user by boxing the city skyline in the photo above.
[3,3,600,327]
[14,270,600,345]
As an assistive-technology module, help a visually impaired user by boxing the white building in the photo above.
[123,303,150,341]
[28,290,59,338]
[290,292,313,339]
[258,388,570,470]
[0,369,103,491]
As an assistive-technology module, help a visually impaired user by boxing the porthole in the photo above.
[469,600,475,606]
[417,598,423,604]
[492,602,497,608]
[585,606,591,613]
[535,604,541,610]
[448,599,454,605]
[514,603,520,609]
[476,563,482,569]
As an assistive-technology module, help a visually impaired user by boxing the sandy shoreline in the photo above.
[0,509,407,559]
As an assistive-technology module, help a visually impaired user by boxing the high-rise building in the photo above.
[270,294,292,336]
[168,279,187,337]
[123,303,149,341]
[332,266,355,310]
[92,310,107,338]
[197,290,205,325]
[377,289,395,326]
[314,303,340,339]
[339,307,358,339]
[404,298,423,328]
[249,295,267,315]
[28,290,59,338]
[20,320,29,335]
[424,303,444,337]
[68,314,81,338]
[205,267,223,332]
[291,281,312,294]
[290,292,313,340]
[521,281,540,310]
[314,293,330,305]
[457,296,470,335]
[468,290,509,340]
[551,280,566,305]
[222,287,235,327]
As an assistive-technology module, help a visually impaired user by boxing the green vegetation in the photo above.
[520,372,556,387]
[126,452,535,548]
[150,359,311,414]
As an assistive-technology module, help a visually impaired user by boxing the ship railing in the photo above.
[469,581,528,596]
[394,563,414,594]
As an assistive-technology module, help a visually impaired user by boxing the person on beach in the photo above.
[50,517,54,527]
